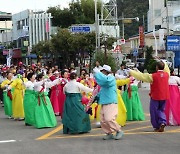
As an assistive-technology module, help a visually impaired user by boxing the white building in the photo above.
[12,10,52,51]
[0,11,12,45]
[173,9,180,31]
[147,0,180,32]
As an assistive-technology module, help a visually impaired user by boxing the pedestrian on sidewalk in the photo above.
[94,65,124,140]
[129,60,170,132]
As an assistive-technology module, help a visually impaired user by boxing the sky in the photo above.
[0,0,71,14]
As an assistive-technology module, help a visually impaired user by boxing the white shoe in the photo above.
[96,122,101,127]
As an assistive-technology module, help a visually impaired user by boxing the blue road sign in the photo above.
[71,26,91,33]
[0,45,5,49]
[166,36,180,51]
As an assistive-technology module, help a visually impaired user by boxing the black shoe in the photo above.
[25,123,31,126]
[159,124,166,132]
[154,128,159,132]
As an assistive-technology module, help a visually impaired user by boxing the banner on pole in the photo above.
[139,26,145,48]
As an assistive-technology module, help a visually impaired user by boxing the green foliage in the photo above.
[147,59,157,74]
[144,46,158,73]
[31,40,52,62]
[47,0,102,27]
[117,0,149,38]
[144,46,153,69]
[33,28,96,67]
[93,51,117,72]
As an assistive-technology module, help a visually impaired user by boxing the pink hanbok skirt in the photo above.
[165,85,180,125]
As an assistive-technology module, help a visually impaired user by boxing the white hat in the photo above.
[100,65,111,72]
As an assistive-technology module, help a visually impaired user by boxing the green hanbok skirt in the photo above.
[24,89,36,125]
[122,85,145,121]
[34,92,57,129]
[62,93,91,134]
[3,90,12,117]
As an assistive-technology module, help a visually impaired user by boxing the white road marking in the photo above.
[0,140,16,143]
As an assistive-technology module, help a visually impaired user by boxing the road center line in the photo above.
[36,124,63,140]
[0,140,16,143]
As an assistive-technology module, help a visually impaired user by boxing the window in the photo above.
[17,21,20,30]
[168,16,173,23]
[174,16,180,24]
[155,25,161,30]
[154,9,161,17]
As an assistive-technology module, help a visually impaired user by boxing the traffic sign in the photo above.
[113,45,121,52]
[0,45,5,49]
[120,39,125,44]
[166,36,180,51]
[71,26,91,33]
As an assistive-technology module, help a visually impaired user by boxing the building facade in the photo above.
[0,11,12,45]
[173,9,180,31]
[147,0,180,32]
[12,9,52,52]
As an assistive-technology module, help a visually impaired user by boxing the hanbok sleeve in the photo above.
[130,70,153,83]
[175,76,180,85]
[116,78,130,86]
[45,78,61,89]
[94,72,115,87]
[1,80,8,88]
[25,82,32,89]
[164,62,170,76]
[77,82,93,94]
[34,81,44,87]
[9,79,17,89]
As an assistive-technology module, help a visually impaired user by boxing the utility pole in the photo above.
[165,0,169,35]
[122,0,124,39]
[5,20,8,48]
[95,0,98,52]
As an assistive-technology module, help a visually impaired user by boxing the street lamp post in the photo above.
[121,17,139,39]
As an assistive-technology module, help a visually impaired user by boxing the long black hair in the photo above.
[36,73,44,81]
[27,73,34,81]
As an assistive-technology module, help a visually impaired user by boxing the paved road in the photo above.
[0,83,180,154]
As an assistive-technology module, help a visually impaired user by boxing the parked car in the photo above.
[126,62,135,68]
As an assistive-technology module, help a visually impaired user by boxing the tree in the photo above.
[47,0,102,27]
[47,7,75,28]
[117,0,149,38]
[93,51,117,72]
[31,40,52,63]
[144,46,156,73]
[51,28,72,67]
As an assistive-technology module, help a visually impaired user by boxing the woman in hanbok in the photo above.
[116,77,130,126]
[33,73,60,128]
[62,72,93,134]
[8,71,28,120]
[24,73,40,126]
[80,73,96,120]
[165,68,180,125]
[59,70,69,118]
[50,70,61,115]
[1,72,13,118]
[122,78,145,121]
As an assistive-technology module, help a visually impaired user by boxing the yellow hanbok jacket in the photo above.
[1,79,12,89]
[10,78,27,118]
